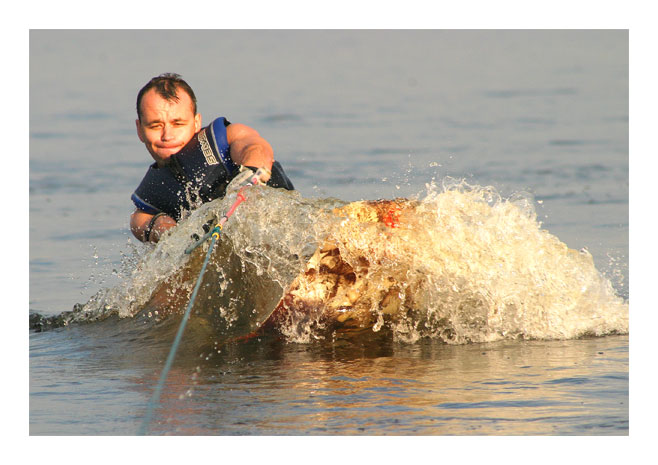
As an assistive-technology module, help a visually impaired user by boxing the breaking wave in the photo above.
[32,178,628,345]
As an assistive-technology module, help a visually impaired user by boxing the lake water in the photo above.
[29,30,629,442]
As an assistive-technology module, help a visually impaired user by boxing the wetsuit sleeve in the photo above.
[131,191,161,215]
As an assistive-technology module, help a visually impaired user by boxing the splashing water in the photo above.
[378,179,628,343]
[37,179,628,345]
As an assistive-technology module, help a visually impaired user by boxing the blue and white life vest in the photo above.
[131,117,294,221]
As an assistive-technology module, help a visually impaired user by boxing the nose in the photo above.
[161,124,174,141]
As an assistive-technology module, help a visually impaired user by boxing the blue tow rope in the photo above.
[137,169,265,434]
[138,226,222,435]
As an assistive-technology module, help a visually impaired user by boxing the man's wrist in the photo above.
[144,212,167,242]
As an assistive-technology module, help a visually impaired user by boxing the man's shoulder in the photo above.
[225,122,261,139]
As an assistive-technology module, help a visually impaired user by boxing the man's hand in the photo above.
[244,166,272,184]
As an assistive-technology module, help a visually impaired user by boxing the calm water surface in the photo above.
[29,30,628,436]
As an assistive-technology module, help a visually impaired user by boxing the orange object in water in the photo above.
[382,204,401,228]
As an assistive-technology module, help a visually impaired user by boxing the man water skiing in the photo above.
[130,73,294,243]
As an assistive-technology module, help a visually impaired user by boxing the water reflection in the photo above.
[140,329,627,435]
[30,313,627,435]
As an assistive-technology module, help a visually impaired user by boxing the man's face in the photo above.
[136,88,201,166]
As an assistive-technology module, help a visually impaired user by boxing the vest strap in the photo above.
[209,117,238,176]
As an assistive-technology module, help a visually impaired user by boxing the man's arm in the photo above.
[130,209,177,243]
[226,123,274,177]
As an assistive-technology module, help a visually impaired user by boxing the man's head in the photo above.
[135,73,201,166]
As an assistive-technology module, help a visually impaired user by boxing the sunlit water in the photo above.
[29,30,628,435]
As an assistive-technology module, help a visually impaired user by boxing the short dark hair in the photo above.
[136,73,197,121]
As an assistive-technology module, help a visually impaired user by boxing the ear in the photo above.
[195,113,202,132]
[136,119,145,143]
